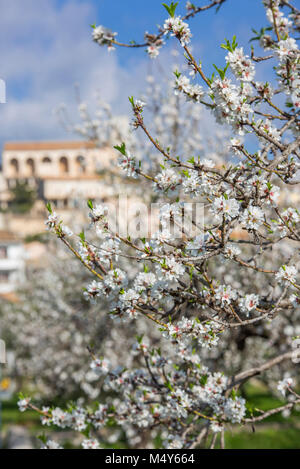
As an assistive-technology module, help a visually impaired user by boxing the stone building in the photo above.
[0,141,117,210]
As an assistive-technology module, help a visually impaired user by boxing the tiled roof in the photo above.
[3,141,98,151]
[0,291,20,303]
[0,231,19,241]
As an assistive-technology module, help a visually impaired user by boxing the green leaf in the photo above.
[37,434,48,445]
[213,63,229,80]
[221,35,238,52]
[200,375,208,386]
[87,199,94,210]
[162,2,179,17]
[136,335,144,344]
[46,202,53,214]
[249,26,272,43]
[114,142,127,156]
[79,231,85,242]
[266,182,272,190]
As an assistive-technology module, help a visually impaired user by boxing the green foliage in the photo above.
[79,231,86,242]
[213,63,229,80]
[221,35,238,52]
[162,2,179,17]
[24,233,49,244]
[46,202,52,214]
[249,26,272,43]
[114,142,127,156]
[9,181,36,214]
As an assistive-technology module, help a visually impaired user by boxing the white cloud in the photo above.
[0,0,147,145]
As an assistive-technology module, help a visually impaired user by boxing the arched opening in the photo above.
[26,158,35,176]
[59,156,69,174]
[76,155,86,174]
[42,156,52,164]
[9,158,19,177]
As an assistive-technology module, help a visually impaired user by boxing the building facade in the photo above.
[0,141,117,209]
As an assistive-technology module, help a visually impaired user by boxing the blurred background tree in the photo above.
[9,182,36,214]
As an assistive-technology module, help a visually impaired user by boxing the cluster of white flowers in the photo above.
[265,1,292,36]
[277,377,294,396]
[272,207,300,237]
[275,265,298,285]
[147,44,160,58]
[159,202,183,228]
[239,294,259,316]
[226,47,255,82]
[118,150,138,178]
[134,271,157,292]
[82,439,101,450]
[18,397,31,413]
[224,397,247,423]
[215,284,238,306]
[241,204,265,231]
[255,81,274,100]
[41,440,63,450]
[92,25,117,51]
[45,212,58,230]
[155,168,182,192]
[182,169,201,197]
[224,244,241,259]
[83,280,102,303]
[174,75,204,102]
[164,316,220,349]
[274,37,299,108]
[156,256,186,282]
[211,195,240,221]
[45,212,73,238]
[185,234,206,256]
[90,358,111,376]
[262,183,280,206]
[255,119,281,143]
[89,204,108,223]
[163,16,192,46]
[211,77,253,133]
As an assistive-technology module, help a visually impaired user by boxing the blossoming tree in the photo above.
[18,0,300,449]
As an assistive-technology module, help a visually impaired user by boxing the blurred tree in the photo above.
[9,182,36,214]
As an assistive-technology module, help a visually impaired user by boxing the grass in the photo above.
[224,381,300,449]
[225,427,300,449]
[1,397,41,431]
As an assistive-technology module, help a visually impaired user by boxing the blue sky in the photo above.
[0,0,276,151]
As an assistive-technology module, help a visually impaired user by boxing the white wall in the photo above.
[0,242,25,294]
